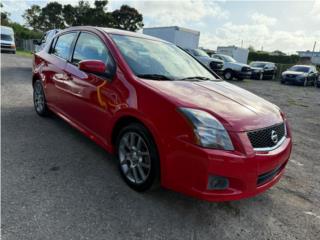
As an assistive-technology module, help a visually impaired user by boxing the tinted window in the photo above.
[72,32,115,72]
[52,32,77,60]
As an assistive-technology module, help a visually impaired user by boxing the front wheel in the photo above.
[116,123,160,192]
[223,70,233,80]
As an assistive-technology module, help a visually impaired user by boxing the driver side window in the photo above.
[72,32,115,73]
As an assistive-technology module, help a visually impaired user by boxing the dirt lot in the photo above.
[1,53,320,240]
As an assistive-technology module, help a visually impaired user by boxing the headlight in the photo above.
[179,108,234,150]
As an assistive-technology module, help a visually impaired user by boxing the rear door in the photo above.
[46,32,78,113]
[63,31,117,138]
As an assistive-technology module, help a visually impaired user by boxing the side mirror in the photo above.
[79,60,106,75]
[33,39,41,45]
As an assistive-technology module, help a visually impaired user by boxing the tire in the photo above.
[33,80,50,116]
[259,73,263,80]
[223,70,233,80]
[116,123,160,192]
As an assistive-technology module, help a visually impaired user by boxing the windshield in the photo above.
[289,66,310,73]
[110,34,216,81]
[1,34,13,41]
[193,49,209,57]
[221,55,236,63]
[250,62,266,68]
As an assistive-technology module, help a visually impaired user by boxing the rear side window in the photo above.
[72,32,115,72]
[52,32,77,60]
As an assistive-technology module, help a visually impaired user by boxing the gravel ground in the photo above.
[1,53,320,240]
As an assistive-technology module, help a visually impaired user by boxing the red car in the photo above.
[32,26,292,201]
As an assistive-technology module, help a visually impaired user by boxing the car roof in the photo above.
[61,26,171,44]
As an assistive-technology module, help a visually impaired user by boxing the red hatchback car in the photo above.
[32,26,292,201]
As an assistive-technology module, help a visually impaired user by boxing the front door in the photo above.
[63,31,117,139]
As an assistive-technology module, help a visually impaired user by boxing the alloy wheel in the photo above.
[34,82,45,113]
[118,132,151,184]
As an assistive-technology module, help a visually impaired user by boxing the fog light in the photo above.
[207,176,229,190]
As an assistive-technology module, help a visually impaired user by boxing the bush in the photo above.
[248,52,300,64]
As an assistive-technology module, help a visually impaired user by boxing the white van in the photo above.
[1,26,16,54]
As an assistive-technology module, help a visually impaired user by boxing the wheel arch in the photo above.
[111,114,162,184]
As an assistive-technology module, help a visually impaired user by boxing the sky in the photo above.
[2,0,320,54]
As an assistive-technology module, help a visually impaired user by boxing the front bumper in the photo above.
[0,45,16,53]
[234,70,252,79]
[282,76,305,85]
[162,129,292,202]
[251,71,263,79]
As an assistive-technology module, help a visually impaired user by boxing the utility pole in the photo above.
[312,41,317,55]
[312,41,317,65]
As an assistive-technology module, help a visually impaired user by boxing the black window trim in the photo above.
[69,30,117,80]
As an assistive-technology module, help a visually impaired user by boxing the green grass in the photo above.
[16,49,33,58]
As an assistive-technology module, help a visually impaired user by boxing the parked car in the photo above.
[250,61,277,80]
[315,74,320,88]
[211,54,252,80]
[185,48,224,75]
[281,65,318,86]
[33,29,60,52]
[32,26,292,202]
[0,26,16,54]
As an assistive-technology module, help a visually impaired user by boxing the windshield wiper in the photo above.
[137,74,173,80]
[180,76,213,81]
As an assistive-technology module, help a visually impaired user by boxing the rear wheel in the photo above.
[33,80,50,116]
[116,123,160,192]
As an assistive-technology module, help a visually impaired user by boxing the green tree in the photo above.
[1,3,11,26]
[24,1,144,32]
[41,2,65,30]
[111,5,144,31]
[23,5,43,31]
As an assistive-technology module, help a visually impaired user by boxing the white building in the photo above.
[216,46,249,64]
[297,51,320,65]
[143,26,200,49]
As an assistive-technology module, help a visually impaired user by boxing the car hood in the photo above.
[196,56,223,64]
[283,70,306,75]
[224,61,251,69]
[142,80,282,132]
[251,67,263,71]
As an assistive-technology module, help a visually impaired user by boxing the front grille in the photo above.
[257,164,282,185]
[286,74,296,78]
[247,123,286,150]
[241,67,251,72]
[210,62,223,70]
